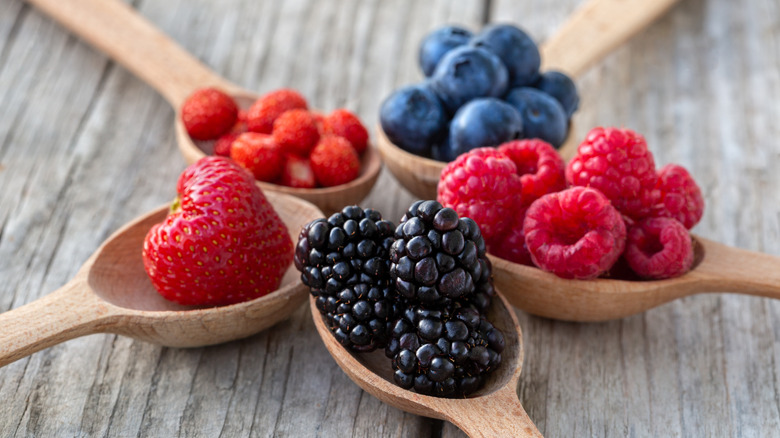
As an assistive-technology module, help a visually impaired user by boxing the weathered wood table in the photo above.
[1,0,779,436]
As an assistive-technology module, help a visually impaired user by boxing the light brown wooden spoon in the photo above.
[377,0,682,200]
[0,192,321,367]
[25,0,381,215]
[489,235,780,322]
[311,290,542,437]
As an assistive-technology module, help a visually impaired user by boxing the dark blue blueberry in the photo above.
[533,70,579,118]
[430,130,457,162]
[430,46,508,115]
[419,25,474,77]
[471,24,540,87]
[380,83,448,157]
[448,97,523,156]
[505,87,568,148]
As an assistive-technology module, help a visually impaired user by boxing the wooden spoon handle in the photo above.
[0,280,115,367]
[24,0,237,108]
[693,238,780,299]
[447,386,543,438]
[541,0,682,77]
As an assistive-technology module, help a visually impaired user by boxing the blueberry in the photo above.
[419,25,474,77]
[380,83,448,157]
[505,87,568,148]
[533,70,580,118]
[430,130,456,162]
[471,24,540,87]
[430,46,508,115]
[448,97,523,156]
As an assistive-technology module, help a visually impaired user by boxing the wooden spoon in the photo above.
[377,0,682,200]
[311,290,542,437]
[489,236,780,322]
[0,192,321,367]
[25,0,381,215]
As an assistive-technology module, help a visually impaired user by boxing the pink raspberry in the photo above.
[498,139,566,209]
[524,186,626,279]
[437,148,522,241]
[487,207,533,266]
[624,217,694,279]
[566,127,657,220]
[650,164,704,229]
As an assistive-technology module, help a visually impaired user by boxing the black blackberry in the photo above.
[390,200,495,310]
[384,302,505,397]
[294,205,398,352]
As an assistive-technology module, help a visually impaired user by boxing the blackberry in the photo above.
[390,200,495,310]
[385,303,505,397]
[294,206,398,352]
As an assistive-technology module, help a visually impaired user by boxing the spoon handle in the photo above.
[693,237,780,299]
[541,0,682,77]
[447,385,543,438]
[25,0,237,108]
[0,278,114,367]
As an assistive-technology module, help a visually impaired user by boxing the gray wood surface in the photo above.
[1,0,779,436]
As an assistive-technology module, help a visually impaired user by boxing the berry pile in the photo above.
[295,201,504,397]
[380,24,579,162]
[142,156,293,306]
[437,128,705,280]
[181,88,368,188]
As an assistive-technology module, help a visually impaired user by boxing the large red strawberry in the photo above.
[142,156,293,306]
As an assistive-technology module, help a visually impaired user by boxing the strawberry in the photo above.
[214,132,240,157]
[324,109,369,154]
[272,109,320,156]
[181,88,239,140]
[230,132,284,182]
[142,156,293,306]
[246,88,308,134]
[310,135,361,187]
[280,154,317,188]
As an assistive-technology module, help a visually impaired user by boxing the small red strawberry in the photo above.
[272,109,320,156]
[214,132,240,157]
[310,135,361,187]
[230,132,284,182]
[246,88,308,134]
[324,109,369,154]
[142,156,293,306]
[280,154,317,188]
[181,88,239,140]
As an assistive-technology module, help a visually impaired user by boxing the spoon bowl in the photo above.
[0,191,322,367]
[490,235,780,322]
[28,0,381,215]
[311,290,542,437]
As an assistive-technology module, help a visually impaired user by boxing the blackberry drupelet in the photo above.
[294,205,398,352]
[390,200,495,311]
[384,303,505,397]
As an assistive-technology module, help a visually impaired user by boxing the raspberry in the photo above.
[624,217,693,279]
[214,132,240,157]
[486,207,533,266]
[498,139,565,209]
[181,88,238,140]
[272,109,320,156]
[524,186,626,279]
[310,135,361,187]
[246,88,308,134]
[650,164,704,229]
[566,127,657,220]
[324,109,369,154]
[280,154,317,188]
[230,132,284,182]
[437,148,522,241]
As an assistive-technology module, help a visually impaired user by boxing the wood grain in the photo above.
[1,0,780,436]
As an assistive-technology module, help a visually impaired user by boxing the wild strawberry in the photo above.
[272,109,320,156]
[324,109,369,154]
[230,132,284,182]
[142,156,293,306]
[246,88,308,134]
[280,154,317,188]
[310,135,361,187]
[214,132,240,157]
[181,88,239,140]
